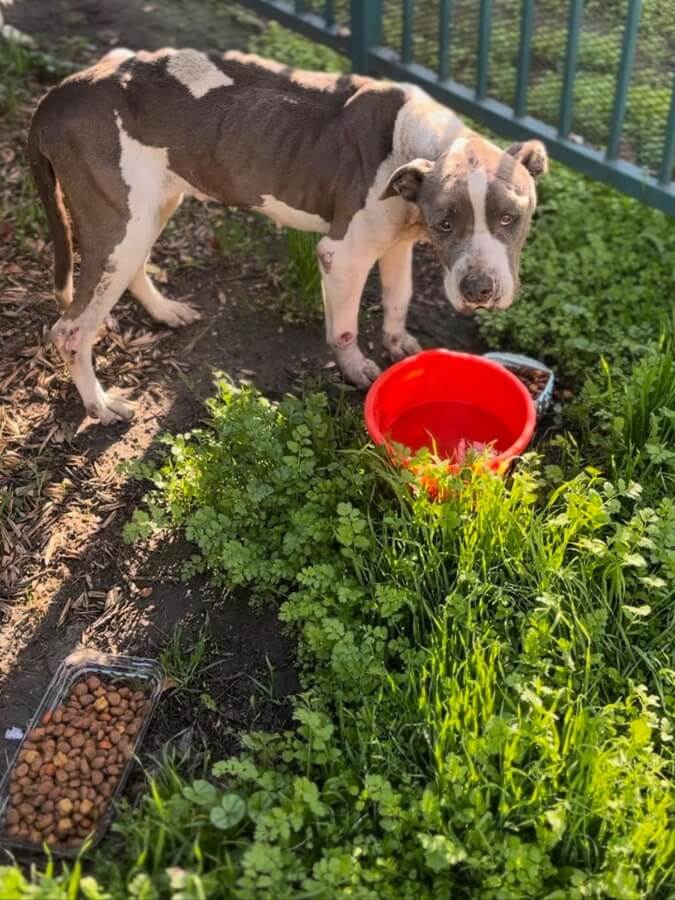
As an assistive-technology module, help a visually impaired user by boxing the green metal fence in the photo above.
[237,0,675,216]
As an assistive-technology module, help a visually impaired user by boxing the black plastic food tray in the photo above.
[0,650,163,857]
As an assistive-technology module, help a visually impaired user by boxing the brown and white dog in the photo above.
[28,47,547,424]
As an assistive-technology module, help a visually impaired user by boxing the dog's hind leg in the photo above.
[27,126,74,311]
[128,194,201,327]
[42,107,188,423]
[51,226,156,423]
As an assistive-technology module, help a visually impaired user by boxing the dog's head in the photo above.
[381,136,547,314]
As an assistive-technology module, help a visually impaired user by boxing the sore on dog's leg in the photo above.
[317,248,334,274]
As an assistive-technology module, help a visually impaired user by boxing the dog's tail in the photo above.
[27,114,74,310]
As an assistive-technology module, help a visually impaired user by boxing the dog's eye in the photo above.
[500,213,515,226]
[439,218,453,232]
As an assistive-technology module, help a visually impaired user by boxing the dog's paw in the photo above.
[153,300,201,328]
[86,394,135,425]
[340,354,381,390]
[383,330,422,361]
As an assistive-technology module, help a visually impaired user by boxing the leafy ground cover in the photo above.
[2,16,675,900]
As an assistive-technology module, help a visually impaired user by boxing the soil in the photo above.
[3,0,259,56]
[0,0,482,833]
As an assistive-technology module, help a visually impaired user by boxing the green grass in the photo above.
[248,20,348,73]
[0,39,69,244]
[0,38,73,118]
[10,165,47,243]
[283,230,323,323]
[159,625,209,691]
[210,208,281,261]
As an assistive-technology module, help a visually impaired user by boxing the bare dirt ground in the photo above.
[0,0,481,787]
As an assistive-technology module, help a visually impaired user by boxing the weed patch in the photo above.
[284,230,323,323]
[0,39,72,119]
[248,21,348,74]
[17,348,673,897]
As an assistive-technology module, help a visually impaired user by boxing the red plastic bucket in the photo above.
[364,349,536,476]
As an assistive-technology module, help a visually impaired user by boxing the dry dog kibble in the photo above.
[5,809,19,826]
[506,364,551,400]
[1,674,152,849]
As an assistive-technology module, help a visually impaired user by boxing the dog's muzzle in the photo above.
[458,271,496,308]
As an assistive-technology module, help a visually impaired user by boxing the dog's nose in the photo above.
[459,271,495,306]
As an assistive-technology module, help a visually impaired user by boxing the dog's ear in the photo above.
[506,140,548,180]
[380,158,434,201]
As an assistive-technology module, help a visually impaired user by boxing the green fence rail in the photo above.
[237,0,675,216]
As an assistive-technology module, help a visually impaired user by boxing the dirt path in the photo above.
[0,1,481,779]
[4,0,258,55]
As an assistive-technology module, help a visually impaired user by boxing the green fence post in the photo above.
[559,0,584,138]
[402,0,415,65]
[476,0,492,100]
[606,0,642,161]
[350,0,382,74]
[658,72,675,186]
[514,0,534,117]
[438,0,452,81]
[324,0,335,29]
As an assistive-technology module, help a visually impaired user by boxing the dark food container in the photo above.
[483,352,555,416]
[0,651,164,857]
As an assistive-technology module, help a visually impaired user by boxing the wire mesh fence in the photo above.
[286,0,351,31]
[379,0,673,180]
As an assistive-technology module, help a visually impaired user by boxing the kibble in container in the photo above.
[0,650,164,857]
[483,352,554,416]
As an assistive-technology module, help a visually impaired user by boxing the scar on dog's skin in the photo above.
[28,46,547,422]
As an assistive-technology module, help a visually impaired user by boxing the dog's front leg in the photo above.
[379,240,422,361]
[317,236,380,389]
